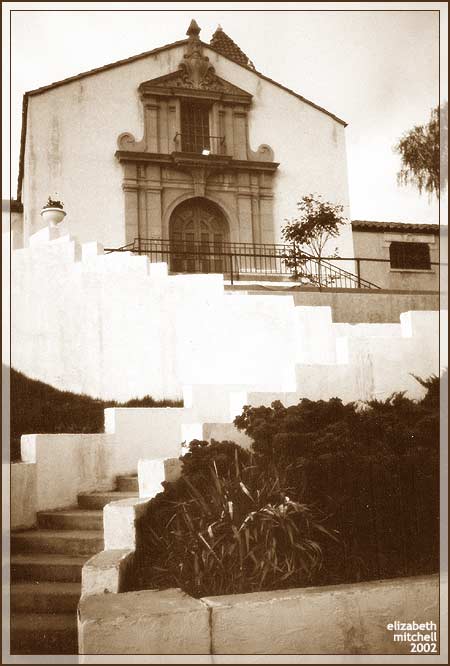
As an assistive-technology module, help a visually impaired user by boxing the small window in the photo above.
[389,241,431,270]
[180,102,210,154]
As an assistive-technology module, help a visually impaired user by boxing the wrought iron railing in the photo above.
[105,238,382,289]
[173,133,226,155]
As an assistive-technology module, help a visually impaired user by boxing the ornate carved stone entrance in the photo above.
[169,197,229,273]
[115,20,279,248]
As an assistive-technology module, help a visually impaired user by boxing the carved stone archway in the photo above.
[169,197,229,273]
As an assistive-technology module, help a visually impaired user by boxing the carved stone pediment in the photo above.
[139,19,252,103]
[139,70,252,103]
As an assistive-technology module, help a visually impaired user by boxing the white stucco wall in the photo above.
[10,229,443,404]
[78,576,440,655]
[206,48,353,256]
[21,41,353,256]
[22,44,186,247]
[11,230,298,401]
[352,228,439,290]
[11,462,37,529]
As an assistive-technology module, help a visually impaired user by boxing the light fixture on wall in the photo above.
[202,148,210,156]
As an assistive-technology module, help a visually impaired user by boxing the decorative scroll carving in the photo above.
[117,132,145,151]
[247,144,275,162]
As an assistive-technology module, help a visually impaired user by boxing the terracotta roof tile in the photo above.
[352,220,440,234]
[210,26,255,70]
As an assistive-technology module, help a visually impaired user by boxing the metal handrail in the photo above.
[173,133,226,154]
[105,238,382,289]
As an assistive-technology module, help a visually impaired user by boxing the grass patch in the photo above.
[10,368,182,462]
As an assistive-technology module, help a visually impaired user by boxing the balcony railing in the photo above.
[173,133,226,155]
[105,238,382,289]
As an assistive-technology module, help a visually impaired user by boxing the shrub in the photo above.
[233,375,442,583]
[133,442,336,597]
[131,374,441,596]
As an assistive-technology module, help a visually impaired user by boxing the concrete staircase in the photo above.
[10,474,138,655]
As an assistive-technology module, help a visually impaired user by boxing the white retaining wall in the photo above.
[11,229,297,401]
[9,227,444,524]
[78,574,440,655]
[11,228,444,404]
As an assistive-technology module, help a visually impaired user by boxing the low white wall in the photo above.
[78,575,439,655]
[203,575,440,655]
[11,462,37,529]
[103,498,149,551]
[78,588,211,655]
[20,434,115,512]
[81,549,135,597]
[138,457,182,499]
[104,408,191,475]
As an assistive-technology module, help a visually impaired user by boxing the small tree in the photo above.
[394,102,447,199]
[281,194,347,284]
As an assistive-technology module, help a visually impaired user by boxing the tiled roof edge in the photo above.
[352,220,440,233]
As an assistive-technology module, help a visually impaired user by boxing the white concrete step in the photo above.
[10,612,78,655]
[38,508,103,531]
[10,581,80,613]
[77,490,137,510]
[11,553,89,582]
[11,529,104,556]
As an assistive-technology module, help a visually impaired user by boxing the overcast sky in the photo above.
[3,2,448,223]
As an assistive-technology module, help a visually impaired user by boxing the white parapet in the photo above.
[181,422,253,450]
[103,498,149,551]
[20,433,115,512]
[104,408,191,475]
[11,462,37,529]
[81,549,135,597]
[138,457,182,499]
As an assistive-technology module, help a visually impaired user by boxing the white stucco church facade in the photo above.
[17,20,354,258]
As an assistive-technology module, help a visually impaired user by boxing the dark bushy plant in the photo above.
[233,374,442,583]
[133,441,336,597]
[132,373,441,596]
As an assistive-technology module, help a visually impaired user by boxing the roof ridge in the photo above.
[25,38,188,97]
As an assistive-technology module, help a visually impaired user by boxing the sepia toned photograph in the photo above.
[2,1,448,662]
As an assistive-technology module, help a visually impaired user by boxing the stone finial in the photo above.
[186,19,201,37]
[179,19,215,89]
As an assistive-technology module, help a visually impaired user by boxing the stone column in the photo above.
[259,195,275,244]
[237,194,253,244]
[233,109,248,160]
[122,163,139,244]
[144,102,159,152]
[146,188,163,238]
[168,101,179,153]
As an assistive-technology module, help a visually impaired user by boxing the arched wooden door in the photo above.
[169,198,230,273]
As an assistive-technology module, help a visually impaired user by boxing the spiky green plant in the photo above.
[135,446,336,597]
